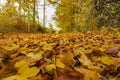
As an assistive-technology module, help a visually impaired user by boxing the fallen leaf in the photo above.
[26,51,44,60]
[15,61,40,79]
[56,58,65,68]
[106,47,119,56]
[83,71,100,80]
[20,67,40,78]
[2,43,19,51]
[78,51,91,66]
[100,56,115,65]
[45,64,56,71]
[117,52,120,57]
[2,75,26,80]
[87,65,103,72]
[62,53,75,66]
[15,61,28,68]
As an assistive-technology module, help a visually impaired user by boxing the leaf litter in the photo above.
[0,31,120,80]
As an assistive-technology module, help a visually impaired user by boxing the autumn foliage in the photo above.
[0,29,120,80]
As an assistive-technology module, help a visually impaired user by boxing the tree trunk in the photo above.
[33,0,36,29]
[43,0,46,27]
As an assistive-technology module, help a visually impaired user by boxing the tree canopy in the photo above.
[0,0,120,33]
[48,0,120,32]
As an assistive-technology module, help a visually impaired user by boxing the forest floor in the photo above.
[0,31,120,80]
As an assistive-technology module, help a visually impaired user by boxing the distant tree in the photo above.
[0,0,42,33]
[48,0,120,32]
[0,1,18,32]
[48,0,94,32]
[93,0,120,28]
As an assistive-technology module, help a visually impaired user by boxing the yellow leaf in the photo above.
[56,58,65,68]
[99,47,106,52]
[83,45,93,54]
[108,77,116,80]
[79,51,91,66]
[84,45,90,49]
[20,67,40,78]
[19,50,28,54]
[40,42,54,51]
[45,64,56,71]
[100,56,115,65]
[84,49,93,54]
[111,7,115,14]
[15,61,28,68]
[18,66,29,77]
[26,51,44,60]
[117,52,120,57]
[15,61,40,79]
[2,46,14,51]
[43,44,53,51]
[2,43,19,51]
[27,67,40,77]
[104,16,108,20]
[83,71,100,80]
[2,75,26,80]
[74,67,100,80]
[109,73,120,80]
[62,53,75,66]
[74,67,90,75]
[87,65,103,72]
[19,44,29,54]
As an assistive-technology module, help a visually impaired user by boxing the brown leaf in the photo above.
[56,67,84,80]
[56,70,83,80]
[106,47,120,56]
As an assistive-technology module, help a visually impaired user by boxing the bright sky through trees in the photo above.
[38,0,56,28]
[0,0,6,7]
[0,0,56,28]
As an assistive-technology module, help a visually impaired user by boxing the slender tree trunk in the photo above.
[33,0,36,30]
[43,0,46,27]
[37,0,40,23]
[19,0,21,16]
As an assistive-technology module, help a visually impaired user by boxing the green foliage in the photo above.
[49,0,120,32]
[0,0,119,33]
[0,0,43,33]
[0,4,18,33]
[53,0,94,32]
[38,24,56,33]
[92,0,120,28]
